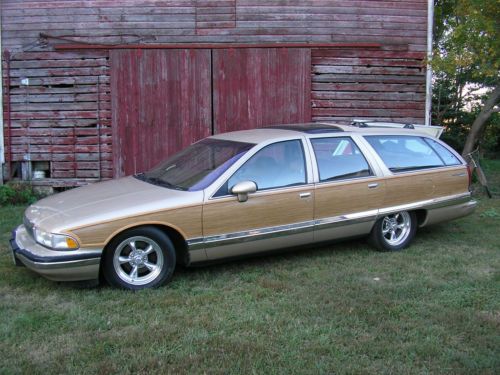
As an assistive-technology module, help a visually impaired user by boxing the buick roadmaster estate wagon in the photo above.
[10,122,477,289]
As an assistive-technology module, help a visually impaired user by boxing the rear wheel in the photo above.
[103,227,176,290]
[369,211,417,251]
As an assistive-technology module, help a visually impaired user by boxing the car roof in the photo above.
[210,122,437,144]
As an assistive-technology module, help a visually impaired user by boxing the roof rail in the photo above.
[350,119,443,138]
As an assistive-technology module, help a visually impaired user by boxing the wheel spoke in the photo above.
[382,227,390,234]
[144,245,154,255]
[143,261,157,272]
[129,241,137,252]
[397,223,406,229]
[118,256,131,264]
[390,230,396,241]
[129,265,139,280]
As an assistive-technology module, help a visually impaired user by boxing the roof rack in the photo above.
[350,119,443,138]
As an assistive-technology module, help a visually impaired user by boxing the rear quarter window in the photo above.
[365,135,446,172]
[424,138,461,166]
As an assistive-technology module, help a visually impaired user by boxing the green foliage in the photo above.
[433,0,499,83]
[0,183,40,206]
[432,0,500,155]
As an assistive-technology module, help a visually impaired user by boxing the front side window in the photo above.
[365,135,445,172]
[137,138,254,191]
[311,137,372,182]
[216,140,307,196]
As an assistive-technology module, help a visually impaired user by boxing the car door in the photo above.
[308,136,386,242]
[202,139,314,260]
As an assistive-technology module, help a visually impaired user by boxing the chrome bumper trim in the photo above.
[11,225,102,282]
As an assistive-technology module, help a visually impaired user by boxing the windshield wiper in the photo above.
[134,174,186,191]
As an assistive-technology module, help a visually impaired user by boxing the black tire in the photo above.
[103,226,176,290]
[369,211,417,252]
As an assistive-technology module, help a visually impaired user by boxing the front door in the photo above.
[202,139,314,260]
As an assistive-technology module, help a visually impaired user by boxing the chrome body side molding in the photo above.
[187,193,476,262]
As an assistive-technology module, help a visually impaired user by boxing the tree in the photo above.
[432,0,500,156]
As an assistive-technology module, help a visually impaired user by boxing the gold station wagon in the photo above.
[10,122,477,289]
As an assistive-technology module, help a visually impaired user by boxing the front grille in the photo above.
[23,215,35,239]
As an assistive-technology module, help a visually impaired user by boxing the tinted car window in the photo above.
[425,138,461,166]
[311,137,372,182]
[139,138,254,191]
[216,140,306,195]
[365,135,444,172]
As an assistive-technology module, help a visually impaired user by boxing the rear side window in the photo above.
[311,137,372,182]
[425,139,461,166]
[365,135,444,172]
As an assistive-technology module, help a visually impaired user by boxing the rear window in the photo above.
[365,135,445,172]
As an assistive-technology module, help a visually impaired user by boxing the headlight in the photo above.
[34,228,79,250]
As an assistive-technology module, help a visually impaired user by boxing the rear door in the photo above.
[308,135,386,242]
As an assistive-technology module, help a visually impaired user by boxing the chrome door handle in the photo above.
[299,192,311,198]
[368,183,379,189]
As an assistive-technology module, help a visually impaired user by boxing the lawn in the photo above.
[0,180,499,374]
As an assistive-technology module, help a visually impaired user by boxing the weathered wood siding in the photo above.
[3,51,112,185]
[1,0,428,185]
[1,0,427,51]
[311,45,426,123]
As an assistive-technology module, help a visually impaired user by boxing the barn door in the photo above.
[111,48,311,177]
[212,48,311,133]
[110,49,212,177]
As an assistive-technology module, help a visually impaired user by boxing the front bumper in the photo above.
[10,225,102,282]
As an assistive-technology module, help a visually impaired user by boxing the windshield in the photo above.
[136,138,254,191]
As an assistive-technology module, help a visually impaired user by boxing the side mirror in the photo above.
[230,180,257,202]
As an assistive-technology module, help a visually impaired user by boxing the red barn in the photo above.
[1,0,432,188]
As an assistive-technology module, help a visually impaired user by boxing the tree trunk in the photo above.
[462,83,500,156]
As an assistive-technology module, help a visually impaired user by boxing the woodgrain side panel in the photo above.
[383,166,469,207]
[314,177,385,219]
[430,166,469,198]
[71,205,202,247]
[203,186,314,236]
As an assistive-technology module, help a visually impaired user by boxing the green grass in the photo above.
[1,185,499,374]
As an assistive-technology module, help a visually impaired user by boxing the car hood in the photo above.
[24,176,201,232]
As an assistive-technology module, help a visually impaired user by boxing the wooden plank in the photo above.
[311,74,426,84]
[312,83,425,93]
[313,65,424,76]
[11,59,109,69]
[9,119,110,128]
[312,100,425,110]
[10,93,109,103]
[312,57,424,68]
[312,108,426,117]
[311,92,425,101]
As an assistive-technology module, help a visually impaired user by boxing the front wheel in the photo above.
[103,227,176,290]
[369,211,417,251]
